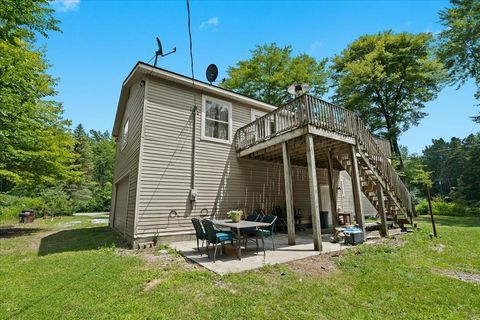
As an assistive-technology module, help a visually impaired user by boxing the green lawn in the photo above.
[1,215,479,320]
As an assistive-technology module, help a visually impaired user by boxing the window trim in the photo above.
[201,95,233,145]
[121,118,129,150]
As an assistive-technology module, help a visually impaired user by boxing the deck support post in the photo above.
[282,142,295,245]
[306,134,323,251]
[376,183,388,237]
[327,149,338,235]
[350,145,366,239]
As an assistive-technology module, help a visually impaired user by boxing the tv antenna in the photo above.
[154,37,176,67]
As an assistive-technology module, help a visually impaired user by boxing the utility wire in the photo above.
[186,0,195,89]
[186,0,197,194]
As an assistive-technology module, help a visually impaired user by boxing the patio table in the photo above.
[212,219,270,260]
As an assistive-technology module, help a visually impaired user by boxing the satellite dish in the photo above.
[288,83,310,96]
[156,37,164,56]
[206,64,218,84]
[154,37,176,67]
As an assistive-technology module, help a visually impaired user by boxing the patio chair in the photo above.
[294,207,306,231]
[191,218,206,255]
[241,213,262,253]
[244,215,278,253]
[245,213,261,222]
[258,215,277,251]
[201,219,235,262]
[272,205,287,232]
[240,213,261,235]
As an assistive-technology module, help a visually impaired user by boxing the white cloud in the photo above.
[52,0,80,12]
[199,17,219,30]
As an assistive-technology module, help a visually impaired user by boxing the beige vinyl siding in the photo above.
[110,80,145,241]
[135,78,337,240]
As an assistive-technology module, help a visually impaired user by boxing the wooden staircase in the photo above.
[335,135,413,226]
[337,151,412,224]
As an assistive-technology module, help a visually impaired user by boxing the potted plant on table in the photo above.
[227,210,243,223]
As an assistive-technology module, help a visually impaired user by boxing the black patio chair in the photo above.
[191,218,206,255]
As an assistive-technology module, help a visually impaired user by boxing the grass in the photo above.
[1,215,479,320]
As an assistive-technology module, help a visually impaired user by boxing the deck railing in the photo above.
[235,94,412,215]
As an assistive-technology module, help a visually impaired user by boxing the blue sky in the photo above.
[45,0,478,154]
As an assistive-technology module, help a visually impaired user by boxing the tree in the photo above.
[0,0,78,194]
[89,130,115,188]
[331,31,446,170]
[222,43,329,106]
[89,130,115,211]
[73,124,94,181]
[0,40,78,193]
[437,0,480,102]
[0,0,60,43]
[421,138,451,195]
[421,133,480,202]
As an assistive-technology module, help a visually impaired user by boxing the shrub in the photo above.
[0,194,44,222]
[416,198,480,217]
[37,187,73,216]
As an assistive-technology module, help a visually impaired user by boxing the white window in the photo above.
[121,119,129,150]
[201,95,232,144]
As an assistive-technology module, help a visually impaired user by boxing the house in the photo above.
[110,62,413,250]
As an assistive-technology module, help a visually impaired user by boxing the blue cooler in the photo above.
[344,227,364,245]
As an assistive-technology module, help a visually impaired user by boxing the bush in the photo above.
[37,187,74,216]
[0,185,76,222]
[0,194,44,222]
[416,198,480,217]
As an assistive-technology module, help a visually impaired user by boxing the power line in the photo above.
[186,0,195,87]
[186,0,198,195]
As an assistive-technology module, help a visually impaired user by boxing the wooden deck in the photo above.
[234,94,414,251]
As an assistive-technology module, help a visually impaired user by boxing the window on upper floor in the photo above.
[121,119,129,150]
[201,95,232,144]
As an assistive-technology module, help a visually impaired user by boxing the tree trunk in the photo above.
[391,136,405,178]
[384,115,405,178]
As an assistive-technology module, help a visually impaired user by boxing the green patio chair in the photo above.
[201,219,234,262]
[258,214,277,251]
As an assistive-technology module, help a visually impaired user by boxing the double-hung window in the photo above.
[201,95,232,144]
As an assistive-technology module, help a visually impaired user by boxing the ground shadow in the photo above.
[0,227,42,239]
[38,226,129,256]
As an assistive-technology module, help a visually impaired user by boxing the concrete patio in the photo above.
[171,231,351,275]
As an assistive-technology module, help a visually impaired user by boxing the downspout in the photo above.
[190,104,198,202]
